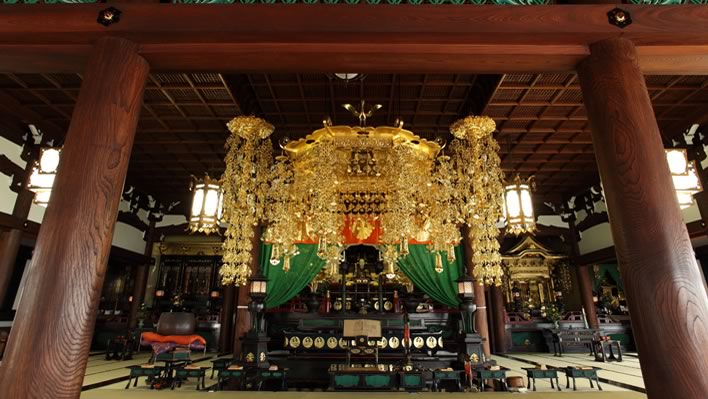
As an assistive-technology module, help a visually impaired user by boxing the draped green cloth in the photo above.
[261,243,463,309]
[261,243,326,309]
[397,244,463,307]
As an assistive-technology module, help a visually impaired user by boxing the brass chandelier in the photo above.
[218,109,506,287]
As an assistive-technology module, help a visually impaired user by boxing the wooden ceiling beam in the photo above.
[0,5,707,73]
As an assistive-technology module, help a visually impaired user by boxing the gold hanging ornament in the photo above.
[218,108,504,288]
[449,115,505,286]
[219,116,274,286]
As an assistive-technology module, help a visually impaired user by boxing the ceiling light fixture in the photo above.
[28,147,61,207]
[666,148,703,209]
[188,174,224,235]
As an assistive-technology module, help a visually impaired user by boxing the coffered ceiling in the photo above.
[0,71,706,216]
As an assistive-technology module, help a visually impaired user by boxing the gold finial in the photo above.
[342,100,383,127]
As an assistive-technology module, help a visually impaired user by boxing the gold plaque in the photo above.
[374,301,380,311]
[389,336,400,349]
[438,337,444,348]
[470,353,479,363]
[426,336,437,349]
[315,336,325,349]
[259,352,266,362]
[327,337,338,349]
[246,352,255,362]
[413,336,424,349]
[339,337,347,349]
[289,336,301,348]
[284,337,289,348]
[333,300,343,311]
[384,301,393,311]
[303,336,313,349]
[351,348,361,354]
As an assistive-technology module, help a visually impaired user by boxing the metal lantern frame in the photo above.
[503,174,536,236]
[28,146,62,207]
[188,174,224,235]
[665,148,703,209]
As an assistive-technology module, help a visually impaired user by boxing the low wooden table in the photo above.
[172,366,211,390]
[330,369,396,390]
[522,367,561,391]
[210,358,233,379]
[432,370,462,392]
[217,368,245,390]
[475,368,509,392]
[257,369,288,391]
[553,366,602,391]
[397,371,429,391]
[125,365,164,389]
[593,339,623,362]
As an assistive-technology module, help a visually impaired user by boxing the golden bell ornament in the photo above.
[434,252,444,274]
[400,238,409,256]
[270,245,281,265]
[447,245,456,262]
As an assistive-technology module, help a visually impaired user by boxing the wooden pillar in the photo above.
[461,226,490,358]
[578,37,708,399]
[490,285,507,354]
[233,224,262,358]
[0,37,148,399]
[128,220,156,329]
[567,218,599,329]
[219,284,236,352]
[577,265,599,329]
[0,162,35,309]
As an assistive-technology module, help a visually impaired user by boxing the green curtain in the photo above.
[261,243,326,309]
[592,264,624,291]
[397,244,463,307]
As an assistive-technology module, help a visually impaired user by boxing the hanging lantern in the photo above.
[503,174,536,236]
[666,149,703,209]
[28,147,61,207]
[188,175,224,235]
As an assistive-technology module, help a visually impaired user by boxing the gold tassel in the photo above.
[434,252,444,274]
[283,256,291,273]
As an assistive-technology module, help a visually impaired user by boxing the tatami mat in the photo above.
[79,351,647,398]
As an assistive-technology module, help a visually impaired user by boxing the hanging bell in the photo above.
[270,245,281,265]
[317,237,327,257]
[283,256,291,273]
[434,252,444,274]
[400,237,409,256]
[447,245,456,262]
[384,261,396,279]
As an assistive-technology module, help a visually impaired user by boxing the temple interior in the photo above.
[0,2,707,399]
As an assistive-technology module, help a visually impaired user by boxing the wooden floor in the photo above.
[79,351,646,398]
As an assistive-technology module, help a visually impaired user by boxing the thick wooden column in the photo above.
[567,219,599,329]
[461,226,490,358]
[577,265,599,329]
[233,225,262,358]
[0,37,148,399]
[578,37,708,399]
[219,284,235,352]
[128,220,156,329]
[0,162,35,310]
[489,285,507,354]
